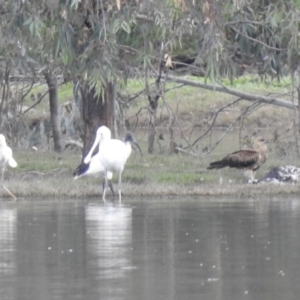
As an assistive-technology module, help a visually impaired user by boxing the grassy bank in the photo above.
[1,145,299,200]
[4,76,298,200]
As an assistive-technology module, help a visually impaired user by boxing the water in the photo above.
[0,196,300,300]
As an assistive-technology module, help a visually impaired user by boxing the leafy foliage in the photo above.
[1,0,300,86]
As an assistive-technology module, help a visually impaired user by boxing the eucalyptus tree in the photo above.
[2,0,300,154]
[0,0,64,151]
[1,0,187,155]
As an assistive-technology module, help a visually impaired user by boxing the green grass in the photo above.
[23,82,74,115]
[8,148,200,186]
[2,140,299,200]
[14,150,77,176]
[221,75,292,89]
[58,82,74,101]
[122,74,294,130]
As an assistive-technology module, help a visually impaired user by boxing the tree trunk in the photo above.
[106,82,118,138]
[168,117,176,154]
[44,70,63,152]
[147,95,159,154]
[297,84,300,132]
[81,82,116,158]
[295,83,300,156]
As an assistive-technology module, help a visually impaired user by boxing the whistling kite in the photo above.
[207,137,268,183]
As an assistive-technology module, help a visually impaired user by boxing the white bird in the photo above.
[0,134,17,200]
[84,126,142,202]
[73,152,115,196]
[257,165,300,184]
[73,126,115,196]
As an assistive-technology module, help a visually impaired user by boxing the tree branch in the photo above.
[162,74,296,110]
[18,90,49,116]
[229,26,285,51]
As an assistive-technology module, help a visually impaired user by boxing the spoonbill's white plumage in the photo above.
[84,126,142,202]
[73,152,115,196]
[84,126,112,164]
[74,126,114,196]
[0,134,17,200]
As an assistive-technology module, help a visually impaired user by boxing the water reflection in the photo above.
[85,203,133,279]
[0,197,300,300]
[0,206,17,300]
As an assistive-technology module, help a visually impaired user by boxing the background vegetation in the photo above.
[1,0,300,197]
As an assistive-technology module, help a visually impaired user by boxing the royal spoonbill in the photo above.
[84,127,142,202]
[0,134,17,200]
[73,126,114,196]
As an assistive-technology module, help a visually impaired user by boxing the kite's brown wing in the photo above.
[207,150,259,170]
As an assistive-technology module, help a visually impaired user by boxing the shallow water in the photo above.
[0,196,300,300]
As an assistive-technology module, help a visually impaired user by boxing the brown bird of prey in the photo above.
[207,137,268,183]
